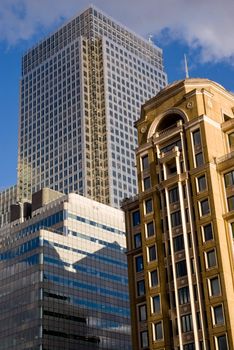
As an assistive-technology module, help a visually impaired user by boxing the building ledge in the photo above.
[158,146,181,164]
[157,172,189,190]
[221,118,234,133]
[223,210,234,221]
[216,152,234,172]
[121,194,139,209]
[153,121,183,145]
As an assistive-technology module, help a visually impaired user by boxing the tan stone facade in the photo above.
[122,79,234,350]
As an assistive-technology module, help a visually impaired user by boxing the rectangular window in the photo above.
[197,312,201,330]
[173,234,184,252]
[137,280,145,296]
[209,276,221,297]
[152,295,160,313]
[154,321,163,340]
[141,154,149,170]
[227,196,234,211]
[132,210,141,226]
[181,313,193,333]
[206,249,217,268]
[150,269,159,287]
[134,233,142,249]
[143,176,151,190]
[230,222,234,240]
[193,129,201,146]
[195,152,204,167]
[168,161,177,175]
[184,343,195,350]
[224,170,234,187]
[176,260,187,277]
[200,199,210,216]
[145,198,153,214]
[160,139,182,154]
[140,331,149,348]
[178,286,190,305]
[171,210,182,227]
[138,304,147,321]
[213,305,224,325]
[148,245,157,262]
[216,335,228,350]
[202,223,213,241]
[197,175,207,192]
[169,186,179,203]
[146,221,155,237]
[135,255,144,272]
[228,132,234,148]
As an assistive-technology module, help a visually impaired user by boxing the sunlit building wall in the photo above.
[123,79,234,350]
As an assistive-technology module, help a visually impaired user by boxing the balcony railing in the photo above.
[155,120,184,138]
[216,151,234,164]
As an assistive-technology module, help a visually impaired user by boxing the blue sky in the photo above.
[0,0,233,190]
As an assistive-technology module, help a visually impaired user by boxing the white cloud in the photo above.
[0,0,233,63]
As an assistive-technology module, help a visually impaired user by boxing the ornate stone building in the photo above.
[123,78,234,350]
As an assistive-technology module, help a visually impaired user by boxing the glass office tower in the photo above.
[18,5,167,208]
[0,188,131,349]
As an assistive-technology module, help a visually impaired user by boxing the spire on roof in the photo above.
[184,54,189,79]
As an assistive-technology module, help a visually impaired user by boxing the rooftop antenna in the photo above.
[148,34,153,44]
[184,54,189,79]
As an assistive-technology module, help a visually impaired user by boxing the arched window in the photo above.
[157,113,184,133]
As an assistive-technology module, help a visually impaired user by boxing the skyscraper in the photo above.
[18,5,167,208]
[0,188,131,349]
[122,79,234,350]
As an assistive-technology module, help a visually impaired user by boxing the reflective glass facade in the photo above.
[0,185,17,228]
[0,191,131,349]
[18,5,167,208]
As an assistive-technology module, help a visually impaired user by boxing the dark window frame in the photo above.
[227,195,234,211]
[171,210,182,227]
[132,210,141,226]
[206,249,217,268]
[178,286,190,305]
[135,255,144,272]
[146,221,155,237]
[134,232,142,249]
[202,222,213,241]
[137,280,145,296]
[169,186,179,203]
[141,154,149,170]
[145,198,153,214]
[152,295,161,313]
[148,245,157,262]
[138,304,147,321]
[154,321,163,340]
[150,269,159,288]
[176,260,187,277]
[143,176,151,190]
[173,234,184,252]
[181,313,193,333]
[197,174,207,192]
[200,199,210,216]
